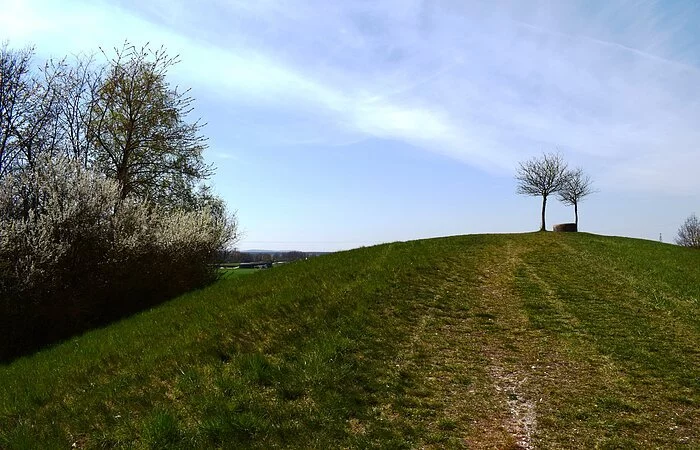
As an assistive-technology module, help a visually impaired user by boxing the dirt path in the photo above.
[379,238,545,448]
[370,234,694,448]
[469,239,543,449]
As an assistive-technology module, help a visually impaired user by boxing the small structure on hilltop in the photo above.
[553,223,577,232]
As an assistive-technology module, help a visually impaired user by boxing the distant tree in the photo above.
[558,167,595,228]
[515,152,569,231]
[283,251,307,261]
[675,214,700,249]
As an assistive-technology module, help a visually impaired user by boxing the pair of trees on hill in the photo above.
[0,42,236,360]
[515,152,594,231]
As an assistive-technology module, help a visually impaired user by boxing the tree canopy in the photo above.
[0,42,236,359]
[515,152,568,231]
[0,43,34,176]
[91,44,211,207]
[558,167,595,227]
[676,214,700,248]
[1,42,213,210]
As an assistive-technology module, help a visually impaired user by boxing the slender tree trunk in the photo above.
[574,202,579,229]
[540,195,547,231]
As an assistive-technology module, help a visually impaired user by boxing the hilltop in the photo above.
[1,233,698,448]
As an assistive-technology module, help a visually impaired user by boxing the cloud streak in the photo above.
[4,0,700,192]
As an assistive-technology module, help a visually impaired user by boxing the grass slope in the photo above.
[1,233,698,448]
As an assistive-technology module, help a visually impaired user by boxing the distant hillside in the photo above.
[1,233,698,448]
[217,249,329,264]
[243,249,331,255]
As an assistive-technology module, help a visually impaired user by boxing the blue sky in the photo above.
[2,0,699,251]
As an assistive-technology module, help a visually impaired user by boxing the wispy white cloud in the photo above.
[4,0,700,193]
[211,152,239,161]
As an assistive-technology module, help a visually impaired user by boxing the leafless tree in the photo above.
[558,167,595,228]
[675,214,700,248]
[52,53,103,168]
[14,59,67,170]
[0,44,74,174]
[515,152,568,231]
[0,43,34,176]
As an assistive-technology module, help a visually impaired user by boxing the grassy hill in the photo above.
[1,233,698,448]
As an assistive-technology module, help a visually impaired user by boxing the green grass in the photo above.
[1,233,699,448]
[217,268,261,279]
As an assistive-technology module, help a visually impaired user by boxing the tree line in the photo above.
[0,42,236,360]
[217,250,327,264]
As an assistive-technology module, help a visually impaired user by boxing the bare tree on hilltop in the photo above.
[515,152,569,231]
[558,167,595,229]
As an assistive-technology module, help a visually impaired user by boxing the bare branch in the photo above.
[558,168,595,206]
[557,167,596,227]
[676,214,700,248]
[515,152,568,231]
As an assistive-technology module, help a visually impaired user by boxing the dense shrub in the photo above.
[0,157,235,360]
[0,43,236,360]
